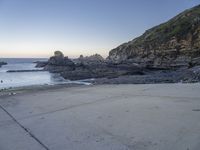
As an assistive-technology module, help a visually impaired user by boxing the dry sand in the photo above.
[0,83,200,150]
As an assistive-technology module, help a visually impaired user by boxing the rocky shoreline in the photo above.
[35,5,200,84]
[35,51,200,84]
[91,68,200,84]
[36,51,144,79]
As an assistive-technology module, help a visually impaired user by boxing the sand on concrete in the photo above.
[0,83,200,150]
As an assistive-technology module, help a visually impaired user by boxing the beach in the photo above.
[0,83,200,150]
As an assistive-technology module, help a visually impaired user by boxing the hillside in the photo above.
[108,5,200,68]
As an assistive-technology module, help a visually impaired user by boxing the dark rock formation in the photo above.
[43,51,144,80]
[108,5,200,69]
[60,63,143,80]
[47,51,74,66]
[7,70,45,73]
[64,53,143,80]
[43,51,75,73]
[92,66,200,84]
[54,51,64,57]
[73,54,105,65]
[0,61,7,67]
[35,61,48,68]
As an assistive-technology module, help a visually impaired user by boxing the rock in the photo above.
[54,51,64,57]
[44,47,199,82]
[34,61,48,68]
[60,61,144,80]
[73,54,105,65]
[189,65,200,81]
[108,5,200,69]
[48,56,74,66]
[38,5,200,83]
[42,51,144,80]
[92,68,200,84]
[0,61,7,67]
[61,69,93,80]
[7,70,45,73]
[44,51,75,73]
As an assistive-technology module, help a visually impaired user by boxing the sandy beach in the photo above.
[0,83,200,150]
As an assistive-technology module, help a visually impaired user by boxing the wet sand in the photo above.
[0,83,200,150]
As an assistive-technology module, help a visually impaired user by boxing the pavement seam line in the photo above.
[0,104,50,150]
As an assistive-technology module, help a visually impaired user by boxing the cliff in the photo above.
[108,5,200,69]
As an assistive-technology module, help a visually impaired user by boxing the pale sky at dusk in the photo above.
[0,0,199,58]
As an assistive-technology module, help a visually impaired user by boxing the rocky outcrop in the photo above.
[39,4,200,83]
[108,5,200,69]
[92,65,200,84]
[41,51,144,80]
[35,5,200,83]
[0,61,7,67]
[47,51,74,67]
[43,51,75,73]
[60,63,143,80]
[73,54,105,65]
[38,49,200,83]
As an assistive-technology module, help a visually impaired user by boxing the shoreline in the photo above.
[0,83,90,97]
[1,80,200,98]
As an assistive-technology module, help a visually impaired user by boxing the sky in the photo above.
[0,0,199,58]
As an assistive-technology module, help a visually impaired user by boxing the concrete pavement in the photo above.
[0,84,200,150]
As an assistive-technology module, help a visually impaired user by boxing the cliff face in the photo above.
[108,5,200,68]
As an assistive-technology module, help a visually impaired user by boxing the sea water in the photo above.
[0,58,88,89]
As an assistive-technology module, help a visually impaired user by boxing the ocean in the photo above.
[0,58,87,89]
